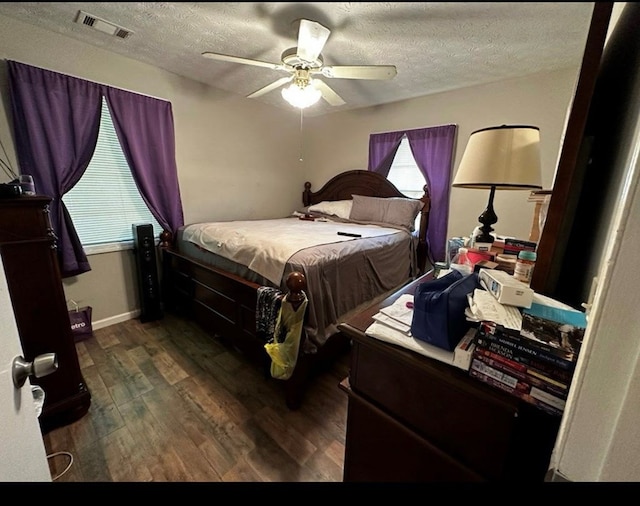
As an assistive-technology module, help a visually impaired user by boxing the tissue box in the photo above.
[479,268,534,308]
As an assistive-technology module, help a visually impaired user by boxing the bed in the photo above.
[159,169,431,408]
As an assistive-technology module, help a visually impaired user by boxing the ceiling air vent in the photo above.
[75,10,133,39]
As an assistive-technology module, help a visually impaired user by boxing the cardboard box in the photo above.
[479,268,534,308]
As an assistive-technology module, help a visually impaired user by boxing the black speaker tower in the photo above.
[132,223,163,322]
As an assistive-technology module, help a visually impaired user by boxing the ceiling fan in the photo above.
[202,19,397,109]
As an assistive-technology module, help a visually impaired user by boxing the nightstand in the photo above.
[337,271,560,482]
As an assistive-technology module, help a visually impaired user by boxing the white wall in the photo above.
[304,67,579,241]
[0,14,301,324]
[0,13,581,327]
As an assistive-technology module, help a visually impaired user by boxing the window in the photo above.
[387,136,427,231]
[63,98,163,254]
[387,136,427,199]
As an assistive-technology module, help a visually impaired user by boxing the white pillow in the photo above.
[308,199,353,219]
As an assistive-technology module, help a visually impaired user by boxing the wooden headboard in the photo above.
[302,169,431,272]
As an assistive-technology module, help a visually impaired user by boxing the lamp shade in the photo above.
[452,125,542,190]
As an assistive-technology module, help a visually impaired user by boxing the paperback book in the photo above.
[476,321,577,371]
[469,359,565,416]
[503,237,537,256]
[474,334,576,381]
[472,348,569,398]
[473,344,573,383]
[520,302,587,356]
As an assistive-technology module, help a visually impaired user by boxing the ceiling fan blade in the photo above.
[297,19,330,63]
[202,52,284,71]
[247,76,293,99]
[319,65,397,80]
[313,79,346,107]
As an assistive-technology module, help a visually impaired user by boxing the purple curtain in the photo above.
[407,124,457,263]
[367,124,457,263]
[103,87,184,233]
[368,131,404,175]
[7,60,184,278]
[7,60,101,277]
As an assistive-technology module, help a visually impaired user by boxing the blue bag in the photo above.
[410,270,480,351]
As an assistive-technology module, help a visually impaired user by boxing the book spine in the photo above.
[472,345,573,385]
[472,350,569,398]
[469,362,564,416]
[503,238,537,256]
[476,325,576,371]
[473,338,574,381]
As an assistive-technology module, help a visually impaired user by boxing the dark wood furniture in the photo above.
[338,273,561,482]
[0,196,90,434]
[532,2,612,302]
[160,170,431,409]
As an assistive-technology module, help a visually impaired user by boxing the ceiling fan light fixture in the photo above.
[281,81,322,109]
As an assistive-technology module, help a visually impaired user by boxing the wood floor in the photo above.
[42,313,350,482]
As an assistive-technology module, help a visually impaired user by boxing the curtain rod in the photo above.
[6,59,170,103]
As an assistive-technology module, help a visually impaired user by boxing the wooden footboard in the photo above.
[159,238,347,409]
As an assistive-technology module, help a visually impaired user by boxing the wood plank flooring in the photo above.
[42,313,350,482]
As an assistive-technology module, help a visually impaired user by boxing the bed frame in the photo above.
[159,170,431,409]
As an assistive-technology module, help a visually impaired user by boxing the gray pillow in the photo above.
[349,194,423,230]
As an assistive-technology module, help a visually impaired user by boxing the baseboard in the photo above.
[92,309,141,331]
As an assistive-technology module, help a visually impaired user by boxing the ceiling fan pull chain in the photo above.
[299,108,305,162]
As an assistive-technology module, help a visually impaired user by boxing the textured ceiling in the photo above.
[0,2,595,116]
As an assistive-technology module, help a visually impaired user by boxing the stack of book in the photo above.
[470,315,582,417]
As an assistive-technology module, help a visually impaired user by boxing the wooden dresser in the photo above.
[338,272,561,482]
[0,196,91,433]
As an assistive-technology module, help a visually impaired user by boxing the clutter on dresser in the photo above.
[445,235,538,280]
[363,256,588,418]
[465,276,588,416]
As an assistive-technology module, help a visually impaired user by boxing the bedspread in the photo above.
[176,219,417,350]
[182,217,403,286]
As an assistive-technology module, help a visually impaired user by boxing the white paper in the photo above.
[372,312,411,334]
[468,288,523,330]
[365,321,454,366]
[378,293,415,327]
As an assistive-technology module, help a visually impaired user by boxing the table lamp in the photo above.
[452,125,542,245]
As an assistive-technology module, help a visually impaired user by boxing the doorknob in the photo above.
[12,353,58,389]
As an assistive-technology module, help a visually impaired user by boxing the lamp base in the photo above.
[474,231,495,245]
[477,186,498,244]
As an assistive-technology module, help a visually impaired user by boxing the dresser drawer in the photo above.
[350,338,520,479]
[343,387,483,482]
